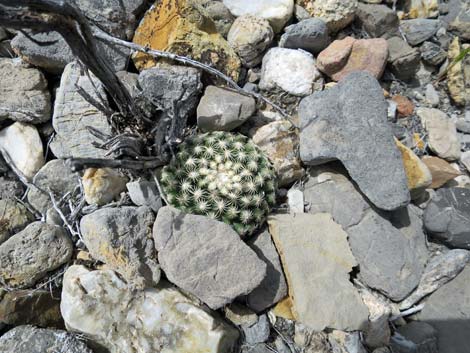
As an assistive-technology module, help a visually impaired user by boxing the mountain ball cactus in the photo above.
[160,131,277,236]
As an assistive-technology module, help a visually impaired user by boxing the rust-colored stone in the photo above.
[421,156,462,189]
[392,95,415,117]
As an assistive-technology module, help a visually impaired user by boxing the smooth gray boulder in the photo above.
[400,19,440,46]
[279,18,330,53]
[80,206,160,289]
[126,180,162,213]
[50,61,113,159]
[153,206,266,310]
[197,85,256,131]
[424,188,470,249]
[0,58,51,124]
[299,71,410,211]
[245,230,288,312]
[0,325,93,353]
[0,222,73,288]
[304,166,428,301]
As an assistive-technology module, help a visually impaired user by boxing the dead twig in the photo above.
[67,157,166,172]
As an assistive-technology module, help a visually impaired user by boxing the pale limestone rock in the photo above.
[312,0,358,32]
[0,122,44,180]
[407,0,439,19]
[268,213,369,331]
[61,265,239,353]
[82,168,128,206]
[447,37,470,106]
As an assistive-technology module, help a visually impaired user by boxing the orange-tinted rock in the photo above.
[392,95,415,117]
[421,156,462,189]
[272,296,295,320]
[317,36,388,81]
[132,0,241,81]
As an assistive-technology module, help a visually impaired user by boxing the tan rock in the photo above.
[392,95,415,117]
[272,296,295,320]
[447,37,470,106]
[407,0,439,19]
[83,168,128,206]
[396,139,432,198]
[312,0,357,33]
[268,213,368,331]
[317,37,388,81]
[421,156,462,189]
[133,0,241,81]
[252,120,304,186]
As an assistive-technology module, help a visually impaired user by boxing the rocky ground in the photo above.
[0,0,469,352]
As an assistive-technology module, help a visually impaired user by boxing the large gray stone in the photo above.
[418,265,470,353]
[442,0,470,41]
[424,188,470,249]
[245,230,288,312]
[0,198,34,245]
[268,213,369,331]
[50,62,113,159]
[387,36,421,81]
[0,325,93,353]
[400,19,440,46]
[27,159,79,215]
[197,85,256,132]
[400,249,470,309]
[11,31,130,74]
[299,71,410,211]
[304,166,428,301]
[153,206,266,310]
[355,3,399,38]
[80,206,160,289]
[279,18,330,54]
[0,222,73,288]
[0,58,51,124]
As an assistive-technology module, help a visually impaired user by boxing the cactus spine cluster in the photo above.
[160,131,277,236]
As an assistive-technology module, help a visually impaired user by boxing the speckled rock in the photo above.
[0,222,73,288]
[82,168,127,205]
[61,265,239,353]
[447,37,470,106]
[133,0,241,81]
[227,15,274,68]
[406,0,439,19]
[0,198,34,245]
[312,0,358,32]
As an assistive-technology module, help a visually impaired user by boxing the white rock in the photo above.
[461,151,470,172]
[61,265,239,353]
[0,122,44,180]
[418,108,461,161]
[425,84,440,107]
[259,48,323,97]
[287,188,304,213]
[313,0,358,33]
[223,0,294,33]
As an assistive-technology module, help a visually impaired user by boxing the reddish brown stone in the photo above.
[392,95,415,117]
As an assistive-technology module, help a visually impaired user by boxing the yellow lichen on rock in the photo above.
[132,0,241,81]
[447,37,470,106]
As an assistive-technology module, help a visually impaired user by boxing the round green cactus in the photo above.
[160,131,277,236]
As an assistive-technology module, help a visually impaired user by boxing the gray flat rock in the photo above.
[279,18,330,53]
[153,206,266,310]
[299,71,410,211]
[400,19,440,46]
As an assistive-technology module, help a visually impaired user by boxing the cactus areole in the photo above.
[161,131,277,236]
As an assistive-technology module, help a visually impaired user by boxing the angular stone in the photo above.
[417,265,470,353]
[126,180,162,213]
[224,303,257,326]
[0,290,63,328]
[279,18,330,54]
[272,296,295,320]
[0,122,44,180]
[424,188,470,249]
[82,168,127,205]
[201,1,235,37]
[227,15,274,68]
[133,0,240,80]
[317,37,389,81]
[400,249,470,309]
[417,108,461,161]
[304,167,428,301]
[50,62,113,159]
[27,159,78,215]
[287,187,304,213]
[11,31,130,74]
[259,47,323,96]
[0,58,51,123]
[80,206,160,289]
[425,83,440,107]
[0,198,34,245]
[387,36,421,81]
[312,0,358,33]
[421,156,462,188]
[197,86,256,132]
[359,287,392,348]
[446,0,470,41]
[268,213,368,331]
[391,322,438,353]
[0,325,93,353]
[223,0,294,33]
[0,178,24,199]
[153,206,266,310]
[0,222,73,288]
[420,41,447,66]
[252,120,305,186]
[299,71,410,211]
[242,314,270,345]
[392,95,415,117]
[355,3,399,38]
[400,19,439,46]
[396,139,432,198]
[61,265,239,353]
[245,230,288,312]
[447,37,470,106]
